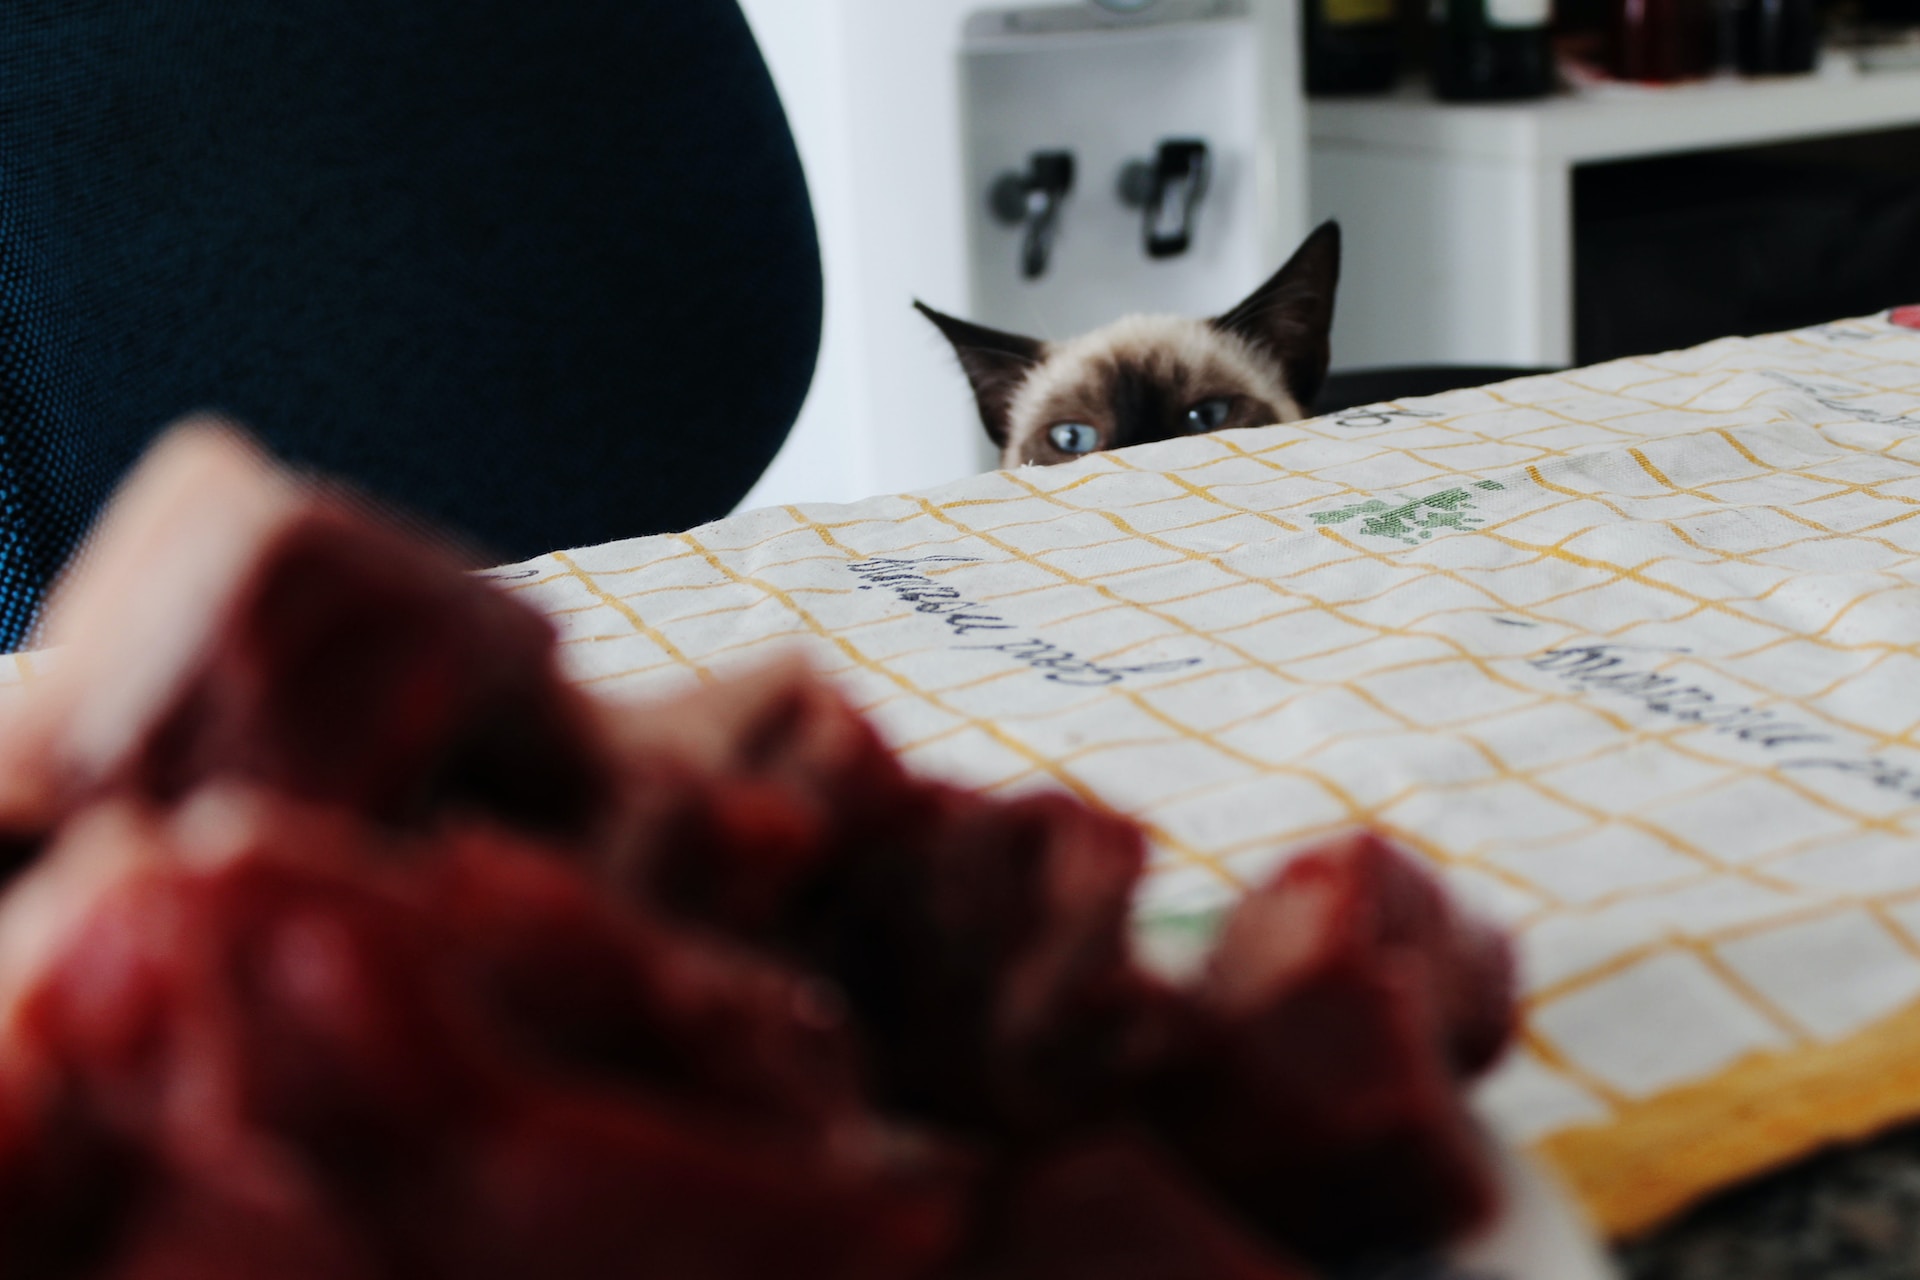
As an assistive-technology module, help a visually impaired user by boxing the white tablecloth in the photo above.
[275,315,1920,1231]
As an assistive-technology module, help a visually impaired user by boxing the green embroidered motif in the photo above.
[1310,480,1504,546]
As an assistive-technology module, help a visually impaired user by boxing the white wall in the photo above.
[737,0,1306,511]
[962,15,1287,342]
[738,0,986,510]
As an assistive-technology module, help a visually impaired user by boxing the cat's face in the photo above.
[918,221,1340,468]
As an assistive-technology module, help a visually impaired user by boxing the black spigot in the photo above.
[1119,139,1210,259]
[989,150,1076,280]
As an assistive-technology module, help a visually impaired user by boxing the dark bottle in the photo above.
[1305,0,1402,94]
[1732,0,1816,72]
[1611,0,1714,80]
[1431,0,1556,100]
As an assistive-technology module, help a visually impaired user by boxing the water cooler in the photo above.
[959,0,1308,370]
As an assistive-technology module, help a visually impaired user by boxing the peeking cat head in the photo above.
[917,221,1340,468]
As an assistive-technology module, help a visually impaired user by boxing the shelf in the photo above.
[1309,63,1920,166]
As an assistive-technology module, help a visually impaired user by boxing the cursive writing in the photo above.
[848,556,1014,637]
[848,555,1200,687]
[1530,639,1920,806]
[1528,642,1831,750]
[1781,755,1920,802]
[958,637,1201,688]
[1761,371,1920,427]
[1331,405,1444,431]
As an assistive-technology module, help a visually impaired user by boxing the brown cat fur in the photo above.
[917,221,1340,468]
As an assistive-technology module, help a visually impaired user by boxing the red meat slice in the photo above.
[0,1087,141,1279]
[1147,832,1508,1265]
[772,786,1154,1137]
[426,823,867,1134]
[91,1178,384,1280]
[0,796,969,1280]
[140,507,612,837]
[600,668,1165,1140]
[1209,832,1515,1080]
[0,424,1517,1277]
[0,425,613,848]
[967,1135,1315,1280]
[596,659,914,936]
[451,1089,964,1280]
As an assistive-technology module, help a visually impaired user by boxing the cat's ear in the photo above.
[1212,220,1341,410]
[915,301,1045,448]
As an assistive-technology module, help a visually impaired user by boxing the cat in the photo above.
[916,220,1340,468]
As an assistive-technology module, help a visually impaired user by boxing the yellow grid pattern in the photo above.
[496,316,1920,1233]
[7,316,1913,1238]
[505,315,1920,1234]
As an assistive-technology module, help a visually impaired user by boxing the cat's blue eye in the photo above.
[1186,397,1234,434]
[1048,422,1100,454]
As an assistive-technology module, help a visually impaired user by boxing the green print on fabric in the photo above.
[1311,480,1505,545]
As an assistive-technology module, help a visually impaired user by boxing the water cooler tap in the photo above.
[1119,139,1210,259]
[988,150,1077,280]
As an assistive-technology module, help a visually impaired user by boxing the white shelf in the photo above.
[1310,63,1920,166]
[1308,63,1920,372]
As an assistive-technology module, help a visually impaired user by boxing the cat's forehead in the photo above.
[1008,314,1290,428]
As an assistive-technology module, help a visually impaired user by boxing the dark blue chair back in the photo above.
[0,0,821,648]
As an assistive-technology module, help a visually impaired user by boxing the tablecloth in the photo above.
[31,311,1920,1239]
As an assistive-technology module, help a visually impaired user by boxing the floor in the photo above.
[1622,1124,1920,1280]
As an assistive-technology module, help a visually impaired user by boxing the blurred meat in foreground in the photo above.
[0,424,1517,1279]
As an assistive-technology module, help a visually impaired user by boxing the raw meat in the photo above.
[0,425,1518,1278]
[966,1134,1314,1280]
[0,423,612,846]
[0,797,966,1280]
[1147,833,1512,1263]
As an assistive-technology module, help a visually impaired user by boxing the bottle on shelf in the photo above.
[1305,0,1403,94]
[1731,0,1817,72]
[1430,0,1557,100]
[1610,0,1715,80]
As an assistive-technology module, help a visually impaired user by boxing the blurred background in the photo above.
[735,0,1920,510]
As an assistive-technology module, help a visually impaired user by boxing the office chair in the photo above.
[0,0,821,649]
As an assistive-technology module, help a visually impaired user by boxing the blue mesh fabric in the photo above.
[0,0,821,650]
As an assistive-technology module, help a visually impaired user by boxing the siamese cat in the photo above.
[917,221,1340,468]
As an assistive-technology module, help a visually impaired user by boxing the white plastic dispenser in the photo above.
[959,0,1308,347]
